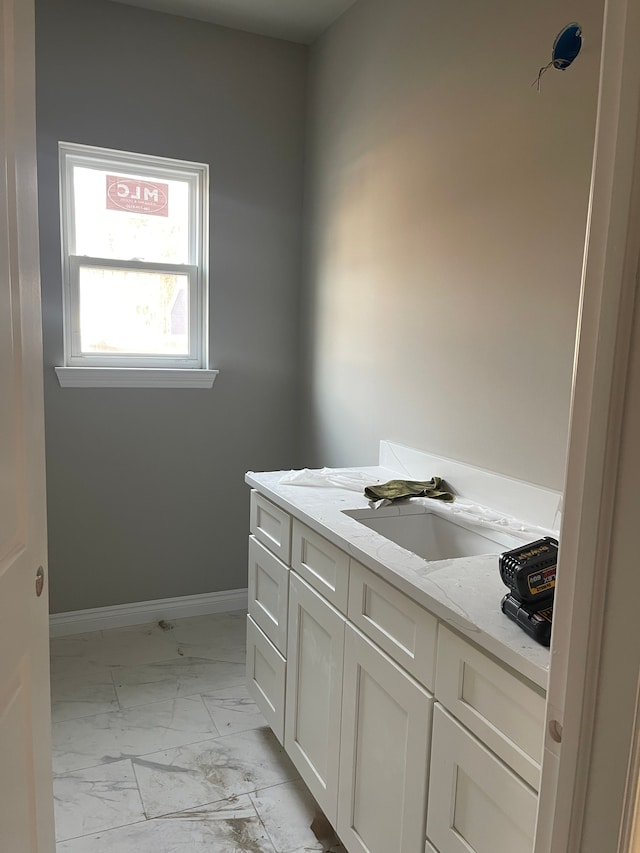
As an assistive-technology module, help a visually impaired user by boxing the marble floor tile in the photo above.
[202,684,267,736]
[49,613,329,853]
[51,624,180,669]
[164,611,247,663]
[50,612,248,671]
[133,727,298,818]
[53,759,145,842]
[50,652,114,684]
[289,842,348,853]
[289,845,347,853]
[250,780,326,853]
[51,676,119,724]
[52,611,248,670]
[56,795,276,852]
[50,631,105,661]
[113,656,246,708]
[52,695,219,774]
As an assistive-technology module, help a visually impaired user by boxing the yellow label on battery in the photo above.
[536,607,553,623]
[527,566,556,596]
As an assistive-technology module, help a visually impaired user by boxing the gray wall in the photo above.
[302,0,604,490]
[36,0,307,613]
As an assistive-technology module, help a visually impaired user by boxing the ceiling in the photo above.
[107,0,357,43]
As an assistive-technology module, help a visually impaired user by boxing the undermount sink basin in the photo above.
[343,505,523,562]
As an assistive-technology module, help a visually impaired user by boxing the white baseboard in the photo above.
[49,588,248,637]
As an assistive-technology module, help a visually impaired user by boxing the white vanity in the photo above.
[245,442,559,853]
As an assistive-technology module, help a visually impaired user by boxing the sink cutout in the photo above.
[344,507,523,562]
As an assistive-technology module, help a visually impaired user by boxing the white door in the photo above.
[0,0,55,851]
[285,572,345,825]
[337,625,433,853]
[427,705,537,853]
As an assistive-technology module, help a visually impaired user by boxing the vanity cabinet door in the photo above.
[285,572,345,825]
[337,625,433,853]
[427,705,537,853]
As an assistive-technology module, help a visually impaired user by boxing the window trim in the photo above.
[58,142,210,377]
[54,366,219,389]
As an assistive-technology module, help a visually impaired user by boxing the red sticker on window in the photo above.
[106,175,169,216]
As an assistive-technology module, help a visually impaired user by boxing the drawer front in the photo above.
[248,536,289,654]
[250,491,292,564]
[348,560,437,690]
[246,616,286,744]
[291,520,349,611]
[436,626,545,789]
[426,844,439,853]
[427,705,538,853]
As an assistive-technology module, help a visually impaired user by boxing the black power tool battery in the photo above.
[499,537,558,607]
[501,593,553,646]
[499,537,558,646]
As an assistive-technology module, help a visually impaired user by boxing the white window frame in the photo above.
[56,142,217,388]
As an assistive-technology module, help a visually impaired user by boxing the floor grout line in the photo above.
[55,788,290,846]
[80,654,247,673]
[108,664,123,712]
[51,703,121,725]
[52,729,226,778]
[51,709,288,778]
[245,795,281,853]
[56,811,153,845]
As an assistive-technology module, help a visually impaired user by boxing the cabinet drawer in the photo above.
[250,491,292,564]
[246,616,286,744]
[435,627,545,790]
[248,536,289,654]
[348,560,437,690]
[291,520,349,611]
[427,705,537,853]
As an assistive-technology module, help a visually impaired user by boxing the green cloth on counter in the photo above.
[364,477,454,503]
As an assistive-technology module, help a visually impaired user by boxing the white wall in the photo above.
[302,0,604,490]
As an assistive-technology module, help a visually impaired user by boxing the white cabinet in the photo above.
[285,571,346,824]
[427,705,538,853]
[246,487,546,853]
[337,625,433,853]
[246,616,286,743]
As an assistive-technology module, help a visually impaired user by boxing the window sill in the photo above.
[55,367,219,389]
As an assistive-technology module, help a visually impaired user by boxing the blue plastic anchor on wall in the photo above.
[533,23,583,91]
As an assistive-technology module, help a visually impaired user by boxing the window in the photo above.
[56,143,216,388]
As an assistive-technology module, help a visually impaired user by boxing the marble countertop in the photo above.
[246,466,550,690]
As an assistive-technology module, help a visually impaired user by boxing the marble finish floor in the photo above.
[50,611,345,852]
